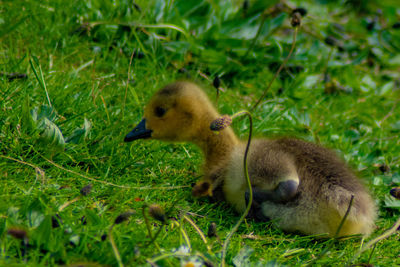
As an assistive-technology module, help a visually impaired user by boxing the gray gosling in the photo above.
[125,81,377,237]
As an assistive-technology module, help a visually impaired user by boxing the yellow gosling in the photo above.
[125,81,377,237]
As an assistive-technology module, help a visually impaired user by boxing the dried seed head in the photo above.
[148,204,167,223]
[204,259,215,267]
[366,19,375,31]
[133,2,141,13]
[207,222,218,237]
[134,50,145,59]
[7,228,28,240]
[392,22,400,29]
[390,187,400,199]
[81,216,87,225]
[210,115,232,131]
[114,211,134,225]
[101,234,107,241]
[213,76,221,89]
[378,164,390,173]
[324,36,337,47]
[4,72,28,81]
[291,11,302,27]
[242,0,249,12]
[52,214,62,228]
[293,7,307,17]
[80,184,93,196]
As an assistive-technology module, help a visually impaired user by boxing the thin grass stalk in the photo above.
[108,225,124,267]
[183,215,211,253]
[350,216,400,263]
[306,195,354,266]
[100,95,111,124]
[29,57,52,107]
[58,196,80,212]
[221,111,253,267]
[180,224,192,251]
[21,153,188,190]
[142,205,164,252]
[89,22,189,38]
[145,205,174,248]
[367,243,377,264]
[122,50,135,119]
[147,223,165,245]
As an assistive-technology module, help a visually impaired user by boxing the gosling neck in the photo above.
[194,124,239,170]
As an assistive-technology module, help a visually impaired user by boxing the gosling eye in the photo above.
[155,106,166,117]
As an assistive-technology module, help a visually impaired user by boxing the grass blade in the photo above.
[29,56,52,107]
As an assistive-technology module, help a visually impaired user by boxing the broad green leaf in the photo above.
[7,207,21,224]
[379,81,394,95]
[33,105,58,122]
[35,215,52,248]
[391,173,400,184]
[37,117,65,150]
[360,75,376,92]
[85,209,101,225]
[220,16,260,40]
[388,54,400,66]
[384,195,400,209]
[373,176,383,186]
[27,210,45,228]
[233,246,254,267]
[65,118,92,144]
[69,234,80,246]
[29,105,65,150]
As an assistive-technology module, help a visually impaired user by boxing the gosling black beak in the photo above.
[124,119,152,142]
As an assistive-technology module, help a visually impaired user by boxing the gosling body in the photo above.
[125,81,376,237]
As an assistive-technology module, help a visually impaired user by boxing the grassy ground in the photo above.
[1,0,400,266]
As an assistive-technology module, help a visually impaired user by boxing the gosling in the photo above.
[125,81,376,237]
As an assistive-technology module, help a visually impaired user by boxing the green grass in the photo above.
[1,0,400,266]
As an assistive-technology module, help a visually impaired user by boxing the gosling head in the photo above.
[125,81,219,143]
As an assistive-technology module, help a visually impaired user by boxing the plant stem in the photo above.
[143,205,154,240]
[221,110,253,267]
[334,195,354,238]
[252,27,298,111]
[142,205,163,252]
[243,14,268,59]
